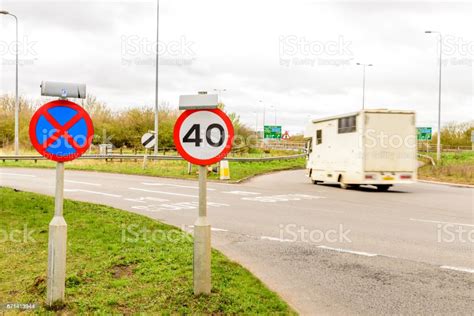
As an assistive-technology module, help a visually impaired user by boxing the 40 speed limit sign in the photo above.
[174,109,234,165]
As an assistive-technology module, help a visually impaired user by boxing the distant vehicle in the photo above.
[304,109,417,191]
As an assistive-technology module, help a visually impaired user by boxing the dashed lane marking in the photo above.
[65,180,101,186]
[258,238,378,257]
[64,189,122,198]
[440,266,474,274]
[129,187,198,198]
[0,172,36,178]
[409,218,474,227]
[141,182,216,191]
[131,201,229,212]
[223,191,261,196]
[318,245,378,257]
[261,236,294,242]
[124,197,169,203]
[243,194,326,203]
[188,225,229,232]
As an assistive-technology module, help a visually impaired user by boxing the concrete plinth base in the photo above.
[193,217,211,295]
[47,216,67,306]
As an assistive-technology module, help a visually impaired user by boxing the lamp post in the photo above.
[356,62,373,110]
[154,0,160,155]
[0,10,19,155]
[259,100,265,128]
[425,30,443,163]
[254,111,259,139]
[270,105,277,125]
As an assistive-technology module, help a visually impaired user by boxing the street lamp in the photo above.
[259,100,265,128]
[254,111,259,138]
[269,105,277,125]
[0,10,19,155]
[154,0,159,155]
[356,62,373,110]
[425,30,443,163]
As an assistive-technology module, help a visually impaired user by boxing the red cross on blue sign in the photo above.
[29,100,94,162]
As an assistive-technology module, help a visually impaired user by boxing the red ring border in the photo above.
[29,100,94,162]
[173,109,234,166]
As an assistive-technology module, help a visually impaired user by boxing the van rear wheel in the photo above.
[376,185,391,191]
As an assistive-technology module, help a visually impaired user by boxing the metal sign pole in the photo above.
[194,165,211,295]
[47,161,67,305]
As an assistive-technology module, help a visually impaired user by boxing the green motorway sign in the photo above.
[417,127,432,141]
[264,125,282,139]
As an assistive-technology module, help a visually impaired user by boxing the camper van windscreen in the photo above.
[338,116,357,133]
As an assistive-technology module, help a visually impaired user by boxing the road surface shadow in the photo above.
[317,183,410,194]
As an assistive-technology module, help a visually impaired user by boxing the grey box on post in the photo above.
[40,81,86,99]
[179,94,218,110]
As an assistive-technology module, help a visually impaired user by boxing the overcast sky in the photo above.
[0,0,472,134]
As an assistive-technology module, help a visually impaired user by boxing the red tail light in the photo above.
[365,175,375,179]
[400,174,412,179]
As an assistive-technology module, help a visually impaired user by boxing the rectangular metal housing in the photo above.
[179,94,218,110]
[41,81,87,99]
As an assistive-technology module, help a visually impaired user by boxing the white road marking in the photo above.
[261,236,294,242]
[318,245,378,257]
[0,172,36,178]
[211,227,229,232]
[440,266,474,274]
[65,180,101,186]
[409,218,474,227]
[188,225,229,232]
[141,182,216,191]
[64,189,122,198]
[124,197,169,203]
[243,194,325,203]
[132,201,229,212]
[129,187,198,198]
[223,190,261,196]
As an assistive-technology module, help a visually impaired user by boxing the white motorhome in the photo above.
[304,109,417,191]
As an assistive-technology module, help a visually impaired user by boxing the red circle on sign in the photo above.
[29,100,94,162]
[174,109,234,166]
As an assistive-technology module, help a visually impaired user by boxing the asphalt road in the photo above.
[1,167,473,314]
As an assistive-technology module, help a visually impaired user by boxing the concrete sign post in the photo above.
[175,95,233,295]
[29,97,93,305]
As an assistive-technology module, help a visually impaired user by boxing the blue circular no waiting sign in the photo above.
[29,100,94,162]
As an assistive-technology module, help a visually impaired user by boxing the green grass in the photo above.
[0,187,294,314]
[418,151,474,185]
[0,158,306,182]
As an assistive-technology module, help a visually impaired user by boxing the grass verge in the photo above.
[0,187,293,314]
[418,152,473,185]
[0,158,306,182]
